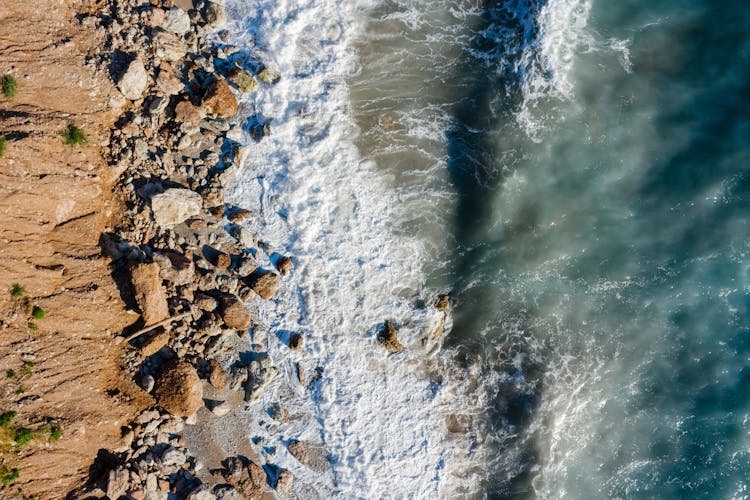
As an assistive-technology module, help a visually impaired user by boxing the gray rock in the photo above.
[153,29,188,62]
[161,446,187,466]
[162,7,191,35]
[118,59,148,100]
[204,1,227,27]
[151,188,203,228]
[244,355,278,402]
[208,400,231,417]
[106,466,130,499]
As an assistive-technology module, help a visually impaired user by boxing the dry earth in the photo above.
[0,1,149,497]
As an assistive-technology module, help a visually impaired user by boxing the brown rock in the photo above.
[227,208,252,222]
[153,361,203,417]
[295,363,306,387]
[194,292,218,312]
[146,6,166,27]
[287,440,308,464]
[154,251,194,285]
[227,67,259,93]
[377,320,403,353]
[275,256,293,276]
[257,68,281,85]
[174,99,203,125]
[208,359,226,390]
[139,328,170,357]
[435,294,450,312]
[247,270,279,300]
[220,294,251,330]
[156,63,183,95]
[211,251,232,270]
[202,79,238,117]
[129,262,170,326]
[288,333,303,350]
[220,457,266,500]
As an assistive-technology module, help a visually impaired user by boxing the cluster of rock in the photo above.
[72,0,305,497]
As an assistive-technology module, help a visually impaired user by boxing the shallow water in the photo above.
[224,0,750,497]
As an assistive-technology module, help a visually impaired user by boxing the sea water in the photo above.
[223,0,750,497]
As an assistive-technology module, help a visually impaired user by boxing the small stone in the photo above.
[288,333,303,350]
[154,361,203,417]
[436,294,450,312]
[154,251,195,286]
[146,7,166,27]
[295,363,306,387]
[211,252,232,270]
[227,67,259,93]
[208,400,231,417]
[275,256,293,276]
[129,262,170,326]
[220,294,251,330]
[202,79,238,117]
[156,64,184,95]
[287,440,307,464]
[257,68,281,85]
[162,7,191,35]
[151,188,203,228]
[208,359,227,390]
[204,1,227,27]
[146,473,158,491]
[377,320,403,353]
[227,208,251,223]
[187,486,216,500]
[161,446,187,466]
[118,59,148,100]
[141,374,156,393]
[246,270,279,300]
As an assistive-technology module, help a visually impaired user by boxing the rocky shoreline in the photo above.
[64,0,301,498]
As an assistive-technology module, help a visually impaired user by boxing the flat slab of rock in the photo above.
[118,59,148,100]
[377,320,403,353]
[154,361,203,417]
[129,261,170,326]
[220,294,250,330]
[246,270,279,300]
[202,78,238,117]
[151,188,202,228]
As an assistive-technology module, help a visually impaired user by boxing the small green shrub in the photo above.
[31,307,45,320]
[5,370,16,380]
[59,124,88,147]
[26,322,37,331]
[13,428,33,447]
[0,411,17,429]
[0,136,6,158]
[1,75,17,99]
[10,284,24,299]
[0,468,18,486]
[49,426,62,441]
[21,363,34,376]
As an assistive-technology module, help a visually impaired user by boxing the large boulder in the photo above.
[202,79,238,117]
[377,320,403,353]
[151,188,203,228]
[246,270,279,300]
[162,7,191,35]
[220,294,251,330]
[129,261,170,326]
[118,59,148,100]
[154,361,203,417]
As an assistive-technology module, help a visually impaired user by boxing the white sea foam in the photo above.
[221,0,498,497]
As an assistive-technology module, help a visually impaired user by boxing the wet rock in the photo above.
[201,79,238,117]
[227,208,251,223]
[129,262,170,326]
[246,270,279,300]
[275,256,293,276]
[139,328,170,357]
[244,355,278,402]
[154,29,188,62]
[107,466,130,499]
[257,68,281,85]
[204,1,227,27]
[288,333,303,350]
[118,59,149,100]
[295,362,306,387]
[220,294,250,330]
[208,359,227,390]
[162,7,191,35]
[377,320,403,353]
[436,293,451,312]
[220,457,266,500]
[154,361,203,417]
[227,67,258,93]
[151,188,203,228]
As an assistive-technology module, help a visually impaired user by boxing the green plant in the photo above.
[10,284,24,299]
[1,75,17,99]
[0,412,16,429]
[5,370,16,380]
[21,363,33,377]
[0,467,18,486]
[26,322,37,331]
[0,136,6,158]
[13,428,32,447]
[15,387,25,395]
[49,426,62,441]
[30,307,44,320]
[59,124,87,147]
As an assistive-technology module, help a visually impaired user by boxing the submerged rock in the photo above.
[377,320,403,353]
[151,188,203,228]
[257,68,281,85]
[118,59,148,100]
[227,67,258,93]
[129,261,170,326]
[154,361,203,417]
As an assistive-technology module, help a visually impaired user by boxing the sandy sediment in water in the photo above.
[0,1,149,497]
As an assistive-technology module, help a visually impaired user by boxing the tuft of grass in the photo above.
[5,370,16,380]
[21,363,33,377]
[10,284,24,299]
[30,307,44,320]
[49,426,62,441]
[0,136,6,158]
[59,124,88,147]
[0,467,18,486]
[0,412,17,429]
[1,75,17,99]
[26,322,37,331]
[13,428,32,447]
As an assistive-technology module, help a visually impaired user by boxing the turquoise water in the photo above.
[354,0,750,497]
